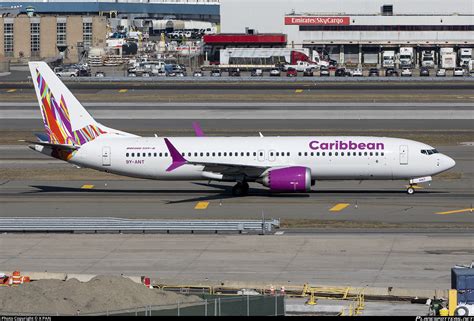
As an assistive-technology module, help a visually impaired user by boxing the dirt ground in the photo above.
[0,275,202,315]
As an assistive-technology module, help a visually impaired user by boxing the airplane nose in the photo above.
[445,155,456,170]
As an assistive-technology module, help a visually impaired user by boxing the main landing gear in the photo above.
[232,182,249,196]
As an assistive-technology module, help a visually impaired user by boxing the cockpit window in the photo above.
[421,149,439,155]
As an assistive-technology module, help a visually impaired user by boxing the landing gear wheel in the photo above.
[407,186,415,195]
[232,182,249,196]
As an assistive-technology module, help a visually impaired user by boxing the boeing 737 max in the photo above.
[27,62,456,195]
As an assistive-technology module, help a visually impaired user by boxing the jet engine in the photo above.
[258,166,312,192]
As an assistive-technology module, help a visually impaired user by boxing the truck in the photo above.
[441,52,457,69]
[382,50,395,68]
[216,48,327,71]
[421,50,435,68]
[459,48,472,68]
[399,47,414,67]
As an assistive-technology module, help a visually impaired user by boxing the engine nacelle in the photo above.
[258,166,312,192]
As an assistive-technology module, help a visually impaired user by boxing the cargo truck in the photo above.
[441,52,457,69]
[421,50,435,68]
[459,48,472,67]
[382,50,396,68]
[399,47,414,67]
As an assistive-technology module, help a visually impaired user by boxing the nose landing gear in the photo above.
[407,185,416,195]
[232,182,249,196]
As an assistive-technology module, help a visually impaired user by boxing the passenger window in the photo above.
[154,153,157,157]
[159,153,162,157]
[304,152,307,156]
[341,152,344,156]
[205,152,209,156]
[322,152,325,156]
[359,152,362,156]
[364,152,368,156]
[335,152,338,156]
[165,153,169,157]
[310,152,314,156]
[375,152,378,156]
[181,153,185,156]
[317,152,320,156]
[229,152,233,156]
[131,153,135,157]
[287,152,290,156]
[218,152,221,157]
[246,152,250,156]
[223,152,227,157]
[126,153,129,157]
[381,152,384,156]
[276,152,279,156]
[329,152,332,156]
[212,152,216,156]
[259,152,263,156]
[270,152,273,156]
[298,152,301,156]
[253,152,256,156]
[370,152,373,156]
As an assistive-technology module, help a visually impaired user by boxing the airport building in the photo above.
[0,0,219,62]
[219,0,474,66]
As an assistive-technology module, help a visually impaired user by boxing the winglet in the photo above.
[164,138,187,171]
[192,121,205,137]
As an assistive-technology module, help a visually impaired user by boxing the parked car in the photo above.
[95,71,105,77]
[401,68,412,77]
[319,66,330,77]
[420,67,430,77]
[210,69,221,77]
[436,68,446,77]
[286,67,297,77]
[335,68,349,77]
[453,67,465,77]
[193,71,203,77]
[251,68,263,77]
[385,68,399,77]
[352,68,363,77]
[368,68,379,77]
[269,68,281,77]
[303,69,314,77]
[328,59,338,70]
[228,68,241,77]
[54,67,78,77]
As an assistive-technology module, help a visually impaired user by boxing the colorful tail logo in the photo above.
[36,69,105,145]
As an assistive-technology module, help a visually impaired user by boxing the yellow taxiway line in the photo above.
[330,203,350,212]
[81,184,94,189]
[436,208,473,215]
[118,89,128,93]
[194,201,209,210]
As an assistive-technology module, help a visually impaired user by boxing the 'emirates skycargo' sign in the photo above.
[284,16,350,25]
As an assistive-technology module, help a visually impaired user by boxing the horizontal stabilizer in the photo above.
[27,141,79,151]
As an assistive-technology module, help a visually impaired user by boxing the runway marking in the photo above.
[295,89,303,93]
[436,208,473,215]
[81,184,94,189]
[118,89,128,93]
[194,201,209,210]
[330,203,350,212]
[6,89,16,93]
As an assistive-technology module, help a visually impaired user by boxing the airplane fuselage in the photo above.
[48,135,455,182]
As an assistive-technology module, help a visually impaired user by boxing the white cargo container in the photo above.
[459,48,472,67]
[441,52,457,69]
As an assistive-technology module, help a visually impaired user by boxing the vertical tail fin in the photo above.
[28,61,106,145]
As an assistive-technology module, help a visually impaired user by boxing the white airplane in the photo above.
[27,62,455,196]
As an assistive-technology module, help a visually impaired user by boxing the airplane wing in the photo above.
[164,138,269,178]
[187,160,269,177]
